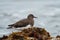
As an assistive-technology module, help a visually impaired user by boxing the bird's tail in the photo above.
[8,24,14,26]
[7,24,14,29]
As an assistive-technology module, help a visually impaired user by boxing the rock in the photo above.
[56,35,60,38]
[56,35,60,40]
[0,35,8,40]
[0,27,51,40]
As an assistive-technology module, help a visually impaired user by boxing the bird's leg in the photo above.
[30,25,34,30]
[30,23,34,29]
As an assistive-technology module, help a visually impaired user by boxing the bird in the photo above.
[7,14,37,29]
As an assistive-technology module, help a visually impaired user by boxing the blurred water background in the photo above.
[0,0,60,37]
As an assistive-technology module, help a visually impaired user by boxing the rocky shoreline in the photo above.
[0,27,60,40]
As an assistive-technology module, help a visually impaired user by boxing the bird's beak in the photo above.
[34,16,37,18]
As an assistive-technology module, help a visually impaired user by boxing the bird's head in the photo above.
[27,14,37,19]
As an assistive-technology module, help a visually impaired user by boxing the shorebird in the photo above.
[7,14,37,29]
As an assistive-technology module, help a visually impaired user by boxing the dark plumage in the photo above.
[7,14,37,29]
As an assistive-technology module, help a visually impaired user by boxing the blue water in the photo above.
[0,0,60,37]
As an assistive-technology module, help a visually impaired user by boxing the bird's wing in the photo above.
[14,19,29,26]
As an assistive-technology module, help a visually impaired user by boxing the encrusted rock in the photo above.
[0,27,51,40]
